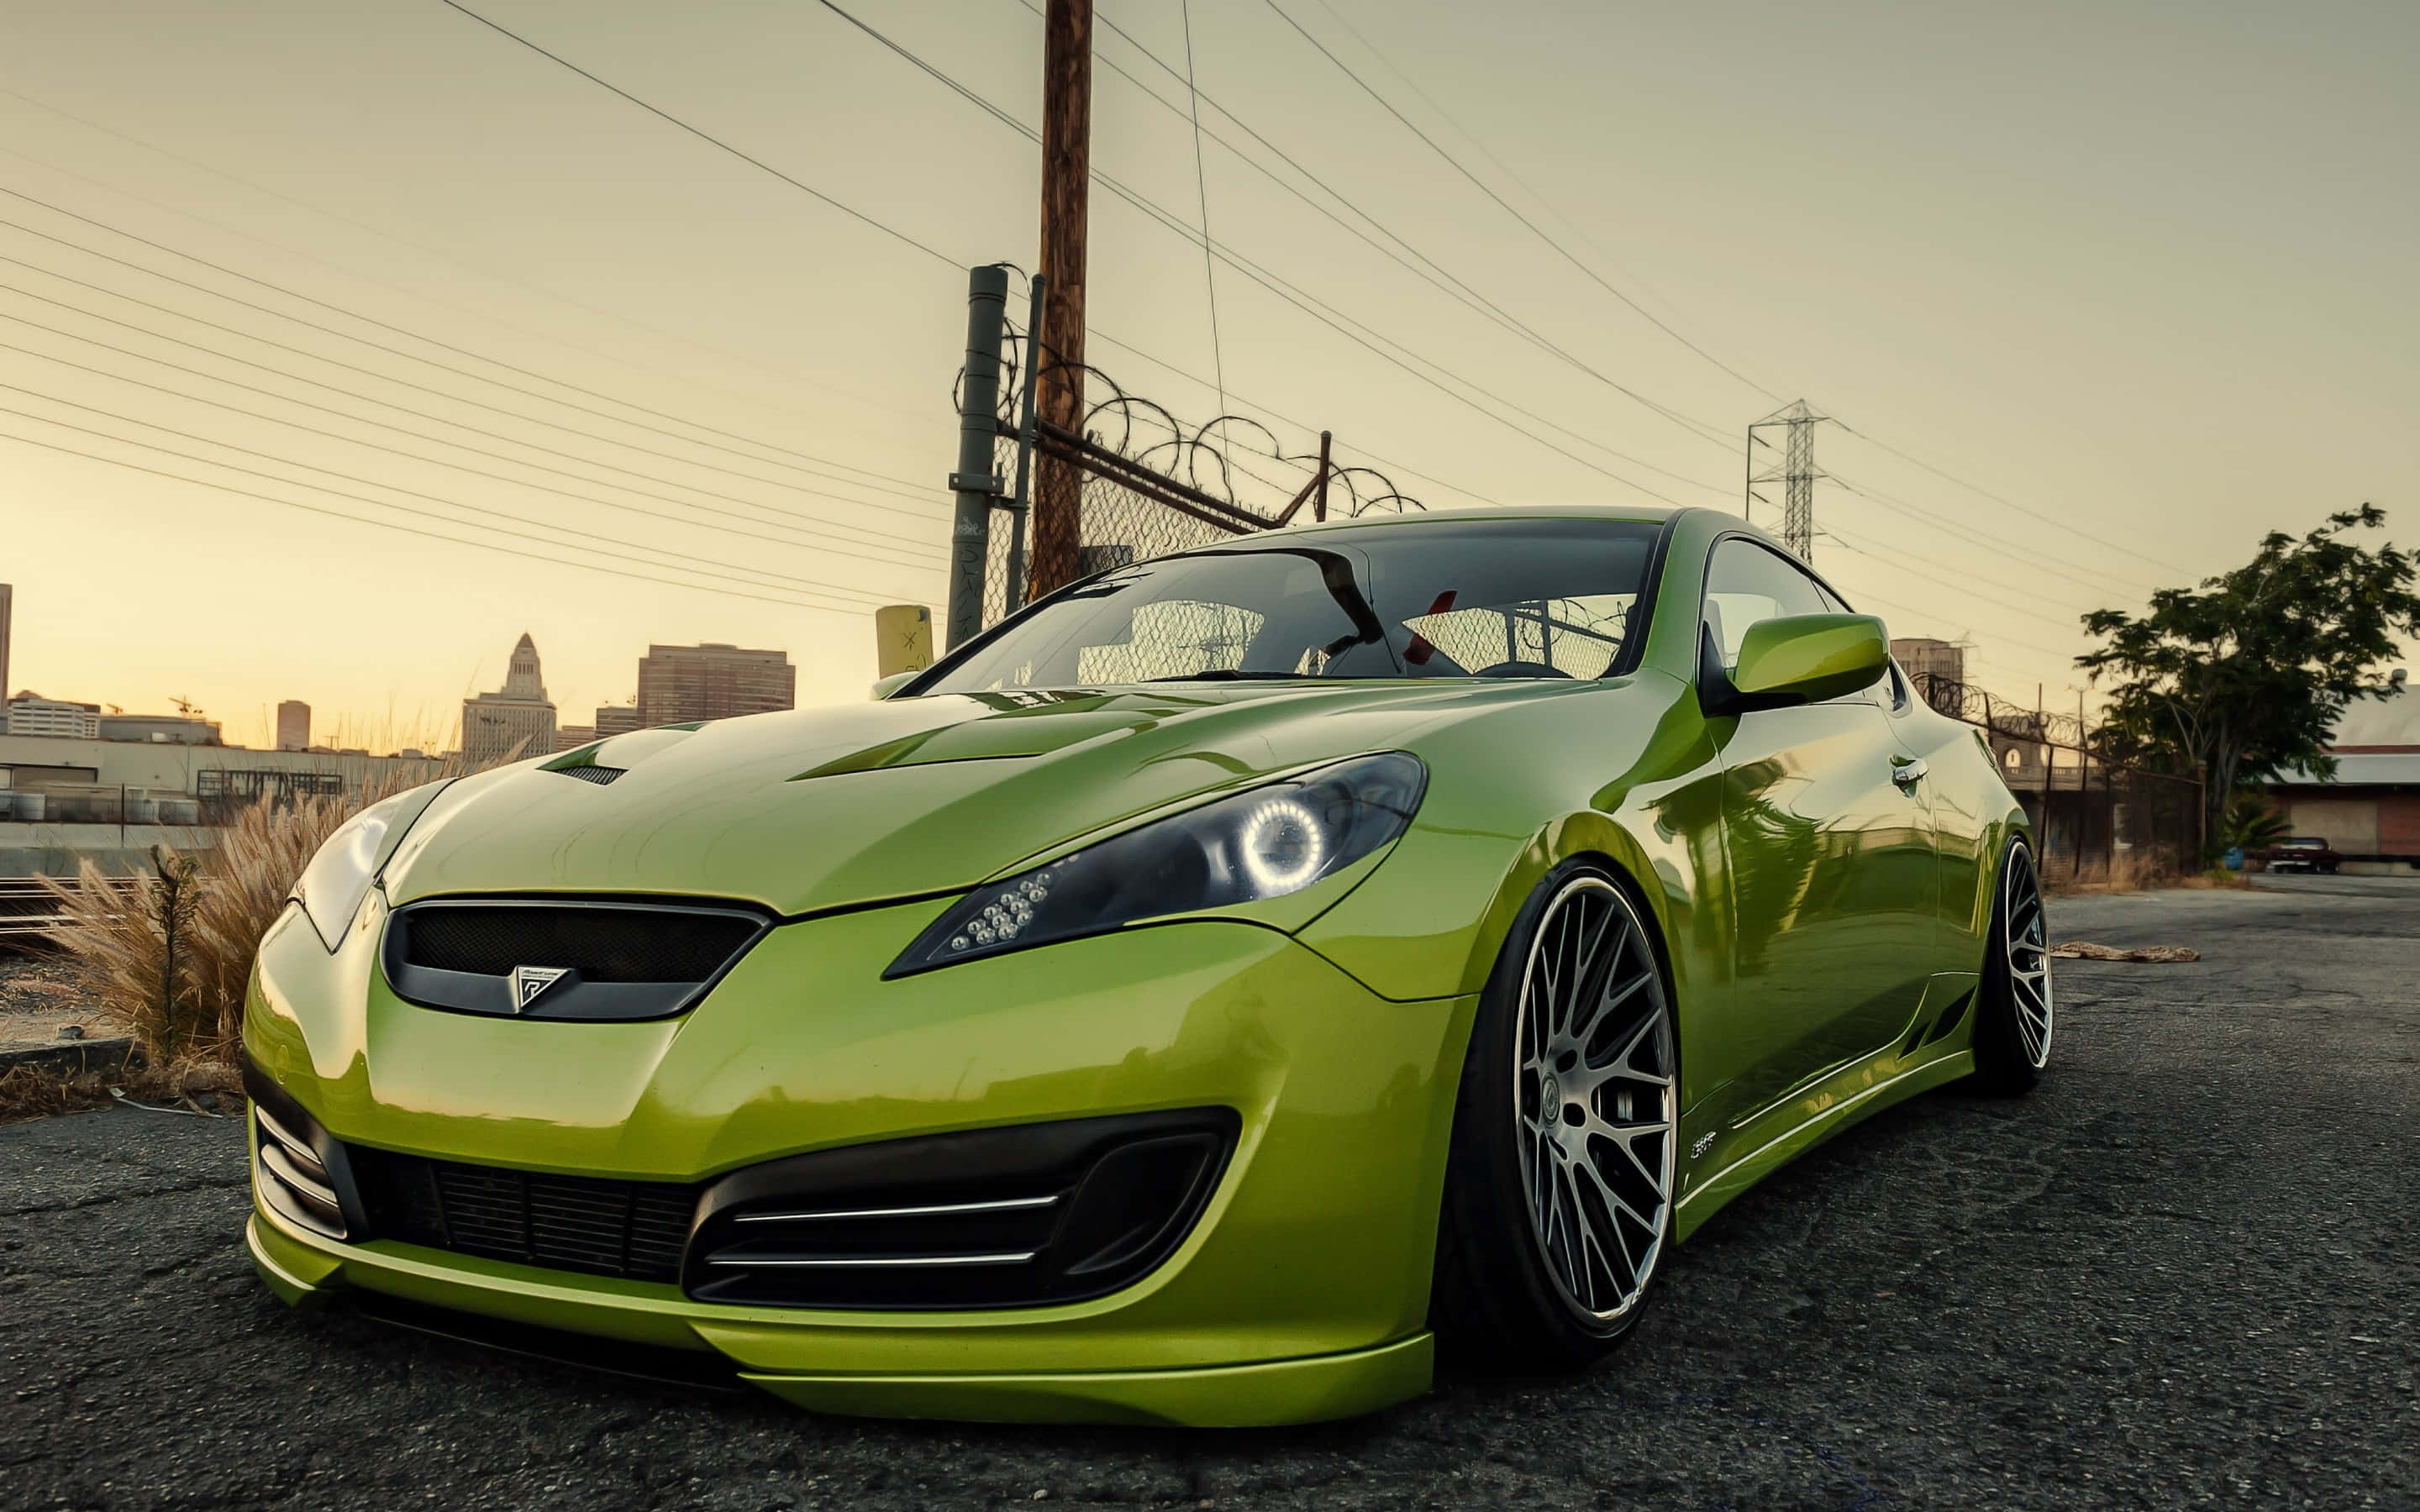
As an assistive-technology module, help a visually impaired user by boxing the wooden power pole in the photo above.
[1028,0,1092,599]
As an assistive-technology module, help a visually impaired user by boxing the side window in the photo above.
[1701,539,1830,672]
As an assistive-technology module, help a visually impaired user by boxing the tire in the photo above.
[1433,861,1679,1371]
[1970,839,2053,1095]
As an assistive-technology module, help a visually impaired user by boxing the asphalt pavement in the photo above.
[3,875,2414,1510]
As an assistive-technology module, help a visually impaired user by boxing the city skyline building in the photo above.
[6,693,101,739]
[594,705,640,738]
[0,583,12,702]
[277,700,311,753]
[554,724,597,753]
[460,632,556,766]
[635,643,794,728]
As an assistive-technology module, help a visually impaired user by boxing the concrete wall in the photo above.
[0,822,221,878]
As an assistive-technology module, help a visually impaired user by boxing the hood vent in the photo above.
[555,764,624,786]
[382,898,771,1021]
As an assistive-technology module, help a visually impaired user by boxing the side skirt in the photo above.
[1672,1043,1974,1243]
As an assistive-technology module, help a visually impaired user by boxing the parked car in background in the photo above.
[2263,836,2342,873]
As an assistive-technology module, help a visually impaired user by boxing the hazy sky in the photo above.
[3,0,2412,748]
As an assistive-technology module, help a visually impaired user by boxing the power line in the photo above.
[1829,420,2188,575]
[0,284,948,540]
[1823,525,2098,630]
[1825,472,2155,600]
[0,244,945,511]
[1258,0,1782,402]
[0,427,892,615]
[0,199,939,497]
[0,89,946,446]
[0,391,912,605]
[1013,0,1739,459]
[433,0,963,270]
[0,347,943,571]
[816,1,1697,504]
[1177,0,1226,420]
[425,0,1516,511]
[0,307,940,564]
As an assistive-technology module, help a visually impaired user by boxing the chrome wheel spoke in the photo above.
[1513,876,1676,1327]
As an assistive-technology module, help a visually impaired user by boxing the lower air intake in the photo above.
[349,1147,698,1284]
[684,1108,1239,1310]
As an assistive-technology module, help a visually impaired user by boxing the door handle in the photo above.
[1890,756,1927,790]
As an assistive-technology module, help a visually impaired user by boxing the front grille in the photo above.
[350,1147,698,1284]
[382,899,771,1021]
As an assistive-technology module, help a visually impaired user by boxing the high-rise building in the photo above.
[460,632,557,765]
[595,705,640,738]
[0,583,13,701]
[635,643,794,728]
[276,700,311,752]
[554,725,597,753]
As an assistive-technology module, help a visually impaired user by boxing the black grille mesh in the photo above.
[400,906,758,983]
[556,764,624,785]
[351,1147,696,1283]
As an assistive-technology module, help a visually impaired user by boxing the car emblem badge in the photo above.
[509,965,572,1012]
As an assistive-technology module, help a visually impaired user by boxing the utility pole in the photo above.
[1744,400,1827,562]
[1028,0,1092,601]
[944,265,1010,652]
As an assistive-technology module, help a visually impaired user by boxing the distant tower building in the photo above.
[0,583,12,701]
[635,643,795,728]
[554,724,597,753]
[594,704,641,738]
[276,700,311,753]
[1889,638,1966,716]
[460,632,557,765]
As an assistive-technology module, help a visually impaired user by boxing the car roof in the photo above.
[1274,502,1685,537]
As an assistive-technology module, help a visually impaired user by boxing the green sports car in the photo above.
[244,505,2054,1426]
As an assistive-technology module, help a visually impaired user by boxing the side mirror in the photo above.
[870,670,919,701]
[1702,613,1888,717]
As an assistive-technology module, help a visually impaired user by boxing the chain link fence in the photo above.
[1912,671,2204,884]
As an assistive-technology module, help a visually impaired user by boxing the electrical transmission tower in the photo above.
[1744,400,1828,561]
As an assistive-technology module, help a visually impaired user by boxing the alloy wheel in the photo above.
[1512,876,1676,1326]
[2004,845,2054,1068]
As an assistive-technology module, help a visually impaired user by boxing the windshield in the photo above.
[923,519,1661,693]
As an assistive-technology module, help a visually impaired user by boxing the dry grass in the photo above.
[35,759,470,1076]
[0,1058,242,1124]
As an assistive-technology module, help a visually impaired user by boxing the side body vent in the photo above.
[243,1058,367,1242]
[684,1108,1239,1310]
[382,898,771,1021]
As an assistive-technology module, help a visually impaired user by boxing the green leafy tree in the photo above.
[2078,505,2420,853]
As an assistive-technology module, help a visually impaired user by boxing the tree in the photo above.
[2078,505,2420,854]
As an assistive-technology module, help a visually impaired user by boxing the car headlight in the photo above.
[292,781,450,951]
[888,752,1427,977]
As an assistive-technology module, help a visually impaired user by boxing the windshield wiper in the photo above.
[1141,669,1321,682]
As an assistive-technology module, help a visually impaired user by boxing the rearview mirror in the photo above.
[1704,613,1888,716]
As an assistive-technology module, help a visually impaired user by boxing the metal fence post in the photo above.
[1001,274,1047,617]
[945,265,1012,652]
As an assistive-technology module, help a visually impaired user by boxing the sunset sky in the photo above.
[3,0,2412,748]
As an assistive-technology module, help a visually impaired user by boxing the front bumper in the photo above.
[244,893,1475,1425]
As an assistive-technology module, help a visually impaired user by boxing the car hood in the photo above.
[381,682,1566,916]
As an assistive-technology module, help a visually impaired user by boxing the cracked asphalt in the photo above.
[3,875,2415,1510]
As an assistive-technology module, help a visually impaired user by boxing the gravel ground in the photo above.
[0,954,118,1053]
[2,876,2413,1510]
